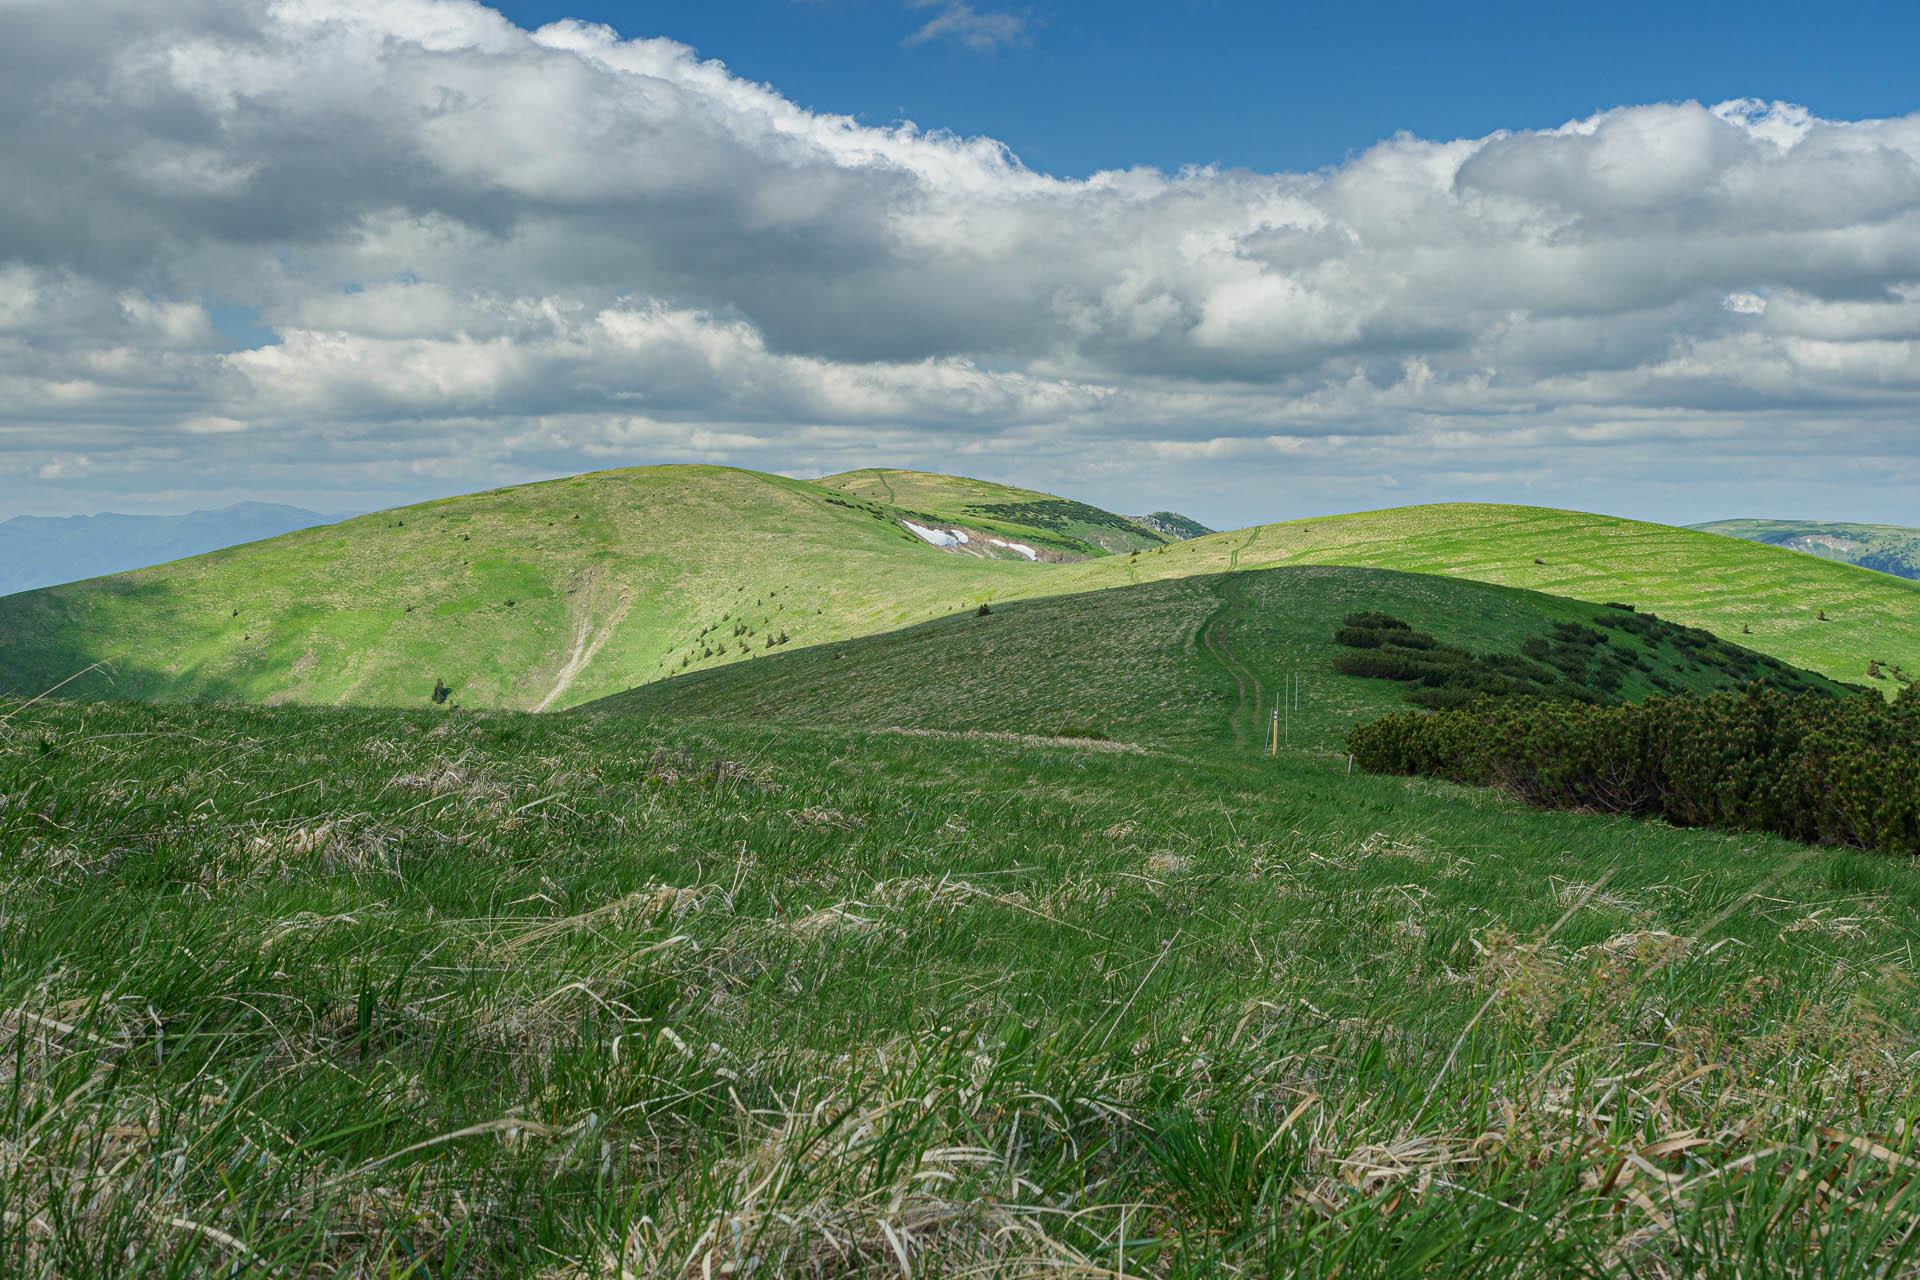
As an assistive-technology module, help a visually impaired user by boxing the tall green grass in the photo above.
[5,694,1918,1276]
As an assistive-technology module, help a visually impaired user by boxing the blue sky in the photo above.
[493,1,1920,177]
[1,0,1917,528]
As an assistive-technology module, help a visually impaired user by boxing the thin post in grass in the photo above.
[0,660,113,730]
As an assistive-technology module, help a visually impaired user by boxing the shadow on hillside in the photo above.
[0,576,217,704]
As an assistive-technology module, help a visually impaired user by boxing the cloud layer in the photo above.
[2,0,1917,522]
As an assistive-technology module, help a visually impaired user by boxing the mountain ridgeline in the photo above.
[819,468,1181,556]
[1129,511,1215,541]
[0,502,340,598]
[1,464,1915,717]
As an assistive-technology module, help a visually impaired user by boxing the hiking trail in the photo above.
[1197,576,1265,750]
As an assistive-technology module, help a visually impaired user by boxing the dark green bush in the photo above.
[1383,630,1438,650]
[1340,607,1845,713]
[1335,612,1581,705]
[1551,622,1605,647]
[1349,684,1920,856]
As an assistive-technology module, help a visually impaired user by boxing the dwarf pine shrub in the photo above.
[1349,683,1920,856]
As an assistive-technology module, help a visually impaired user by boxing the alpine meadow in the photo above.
[7,460,1920,1277]
[7,1,1920,1277]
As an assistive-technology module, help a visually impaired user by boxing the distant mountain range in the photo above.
[0,502,342,597]
[1690,519,1920,581]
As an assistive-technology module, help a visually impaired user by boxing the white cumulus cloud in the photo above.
[0,0,1916,523]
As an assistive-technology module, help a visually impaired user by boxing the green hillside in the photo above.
[1691,518,1920,581]
[1048,502,1920,694]
[591,565,1852,749]
[5,487,1914,1276]
[820,467,1171,556]
[0,466,1027,710]
[4,472,1915,714]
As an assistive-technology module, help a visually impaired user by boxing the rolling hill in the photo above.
[1053,502,1920,694]
[589,565,1851,751]
[1691,518,1920,580]
[0,466,1032,710]
[2,468,1915,712]
[1130,510,1214,540]
[5,490,1916,1275]
[13,676,1919,1274]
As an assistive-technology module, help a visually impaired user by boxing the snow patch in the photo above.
[903,520,961,547]
[903,520,1035,559]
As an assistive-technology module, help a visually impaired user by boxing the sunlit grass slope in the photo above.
[8,695,1919,1275]
[821,467,1169,554]
[0,465,1042,711]
[1048,502,1920,693]
[594,565,1852,753]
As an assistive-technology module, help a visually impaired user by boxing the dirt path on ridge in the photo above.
[1227,525,1262,571]
[534,592,634,712]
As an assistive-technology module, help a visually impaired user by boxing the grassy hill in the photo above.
[594,565,1852,752]
[820,467,1171,556]
[1692,518,1920,581]
[9,690,1918,1275]
[0,466,1034,710]
[3,471,1915,713]
[1047,502,1920,694]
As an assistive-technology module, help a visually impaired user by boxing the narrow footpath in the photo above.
[1197,575,1266,750]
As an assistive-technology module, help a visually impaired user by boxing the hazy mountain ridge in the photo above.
[0,502,341,597]
[1691,519,1920,581]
